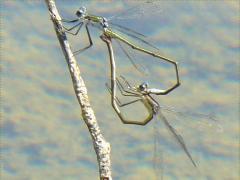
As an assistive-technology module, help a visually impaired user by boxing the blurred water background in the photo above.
[1,1,239,180]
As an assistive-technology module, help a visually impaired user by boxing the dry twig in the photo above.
[45,0,112,179]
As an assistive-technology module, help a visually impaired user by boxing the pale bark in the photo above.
[45,0,112,179]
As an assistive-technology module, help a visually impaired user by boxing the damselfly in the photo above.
[106,77,224,179]
[101,33,180,125]
[106,76,197,167]
[60,6,180,88]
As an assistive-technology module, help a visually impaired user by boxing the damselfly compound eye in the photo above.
[102,17,109,28]
[103,17,108,22]
[76,6,86,17]
[103,22,109,28]
[139,82,148,91]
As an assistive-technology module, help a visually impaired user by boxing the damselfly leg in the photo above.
[107,75,197,167]
[105,76,156,125]
[60,7,181,88]
[60,19,93,54]
[106,81,141,106]
[73,24,93,55]
[62,21,83,35]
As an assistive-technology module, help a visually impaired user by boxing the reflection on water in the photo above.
[1,1,239,180]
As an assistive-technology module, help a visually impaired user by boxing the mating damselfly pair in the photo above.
[59,3,223,175]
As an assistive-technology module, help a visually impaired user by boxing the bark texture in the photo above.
[45,1,112,179]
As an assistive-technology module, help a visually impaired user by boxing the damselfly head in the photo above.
[76,6,86,18]
[138,82,149,92]
[102,17,109,28]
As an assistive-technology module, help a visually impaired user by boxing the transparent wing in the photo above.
[108,1,163,21]
[109,22,146,38]
[111,31,178,92]
[115,40,150,76]
[153,115,164,179]
[159,104,223,133]
[110,23,159,51]
[156,110,197,167]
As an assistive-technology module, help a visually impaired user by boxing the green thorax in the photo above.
[85,14,102,23]
[104,28,127,41]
